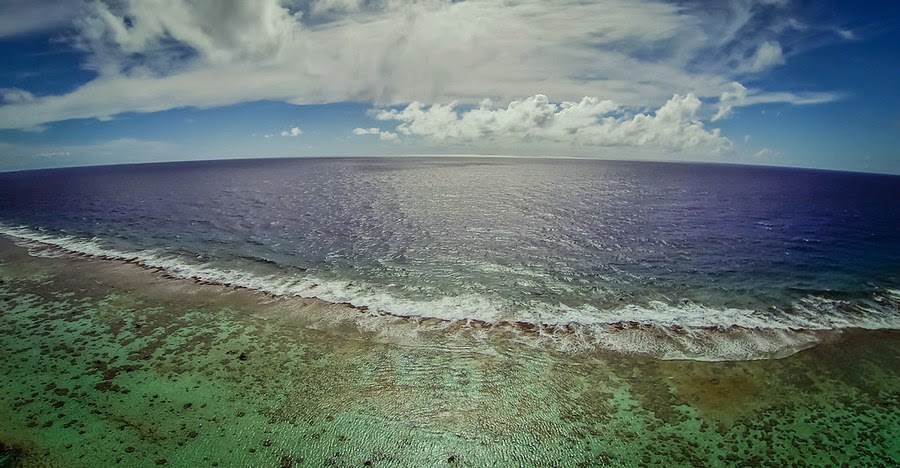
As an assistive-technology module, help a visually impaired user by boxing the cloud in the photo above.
[712,82,749,121]
[372,94,731,154]
[352,127,379,135]
[352,127,399,141]
[835,28,855,40]
[713,82,840,121]
[0,0,83,39]
[785,17,857,42]
[747,41,786,72]
[280,126,302,137]
[1,88,35,104]
[33,151,72,158]
[0,0,844,130]
[74,0,303,75]
[753,147,781,159]
[378,131,399,142]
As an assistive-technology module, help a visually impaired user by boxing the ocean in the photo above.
[1,157,898,465]
[2,157,898,359]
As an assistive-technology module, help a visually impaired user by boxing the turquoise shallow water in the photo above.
[1,237,899,466]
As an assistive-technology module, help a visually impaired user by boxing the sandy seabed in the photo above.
[0,236,898,467]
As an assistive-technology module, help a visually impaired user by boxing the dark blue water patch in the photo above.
[0,157,898,322]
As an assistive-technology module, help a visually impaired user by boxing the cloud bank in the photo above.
[366,94,731,153]
[0,0,849,132]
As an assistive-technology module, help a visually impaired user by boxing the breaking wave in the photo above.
[2,223,899,361]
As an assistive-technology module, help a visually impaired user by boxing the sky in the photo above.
[0,0,897,174]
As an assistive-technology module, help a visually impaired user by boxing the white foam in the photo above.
[0,222,507,321]
[552,324,825,361]
[2,222,898,361]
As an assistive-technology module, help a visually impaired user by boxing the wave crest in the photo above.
[2,223,898,361]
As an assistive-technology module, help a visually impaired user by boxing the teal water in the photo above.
[1,237,898,466]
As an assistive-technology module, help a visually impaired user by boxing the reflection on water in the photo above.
[2,158,900,361]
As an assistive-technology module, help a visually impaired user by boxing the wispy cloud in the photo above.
[0,0,82,39]
[0,0,849,130]
[33,151,71,158]
[747,41,786,73]
[836,29,856,40]
[753,147,781,159]
[0,87,35,104]
[713,82,841,121]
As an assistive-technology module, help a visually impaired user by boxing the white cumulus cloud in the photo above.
[352,127,380,135]
[281,126,302,137]
[378,131,399,142]
[353,127,399,141]
[371,94,731,153]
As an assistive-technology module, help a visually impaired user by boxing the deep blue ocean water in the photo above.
[1,157,898,359]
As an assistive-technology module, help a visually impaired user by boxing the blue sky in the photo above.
[0,0,897,173]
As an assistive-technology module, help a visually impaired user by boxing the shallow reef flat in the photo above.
[1,237,898,467]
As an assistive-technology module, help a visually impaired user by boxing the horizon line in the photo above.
[2,153,898,177]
